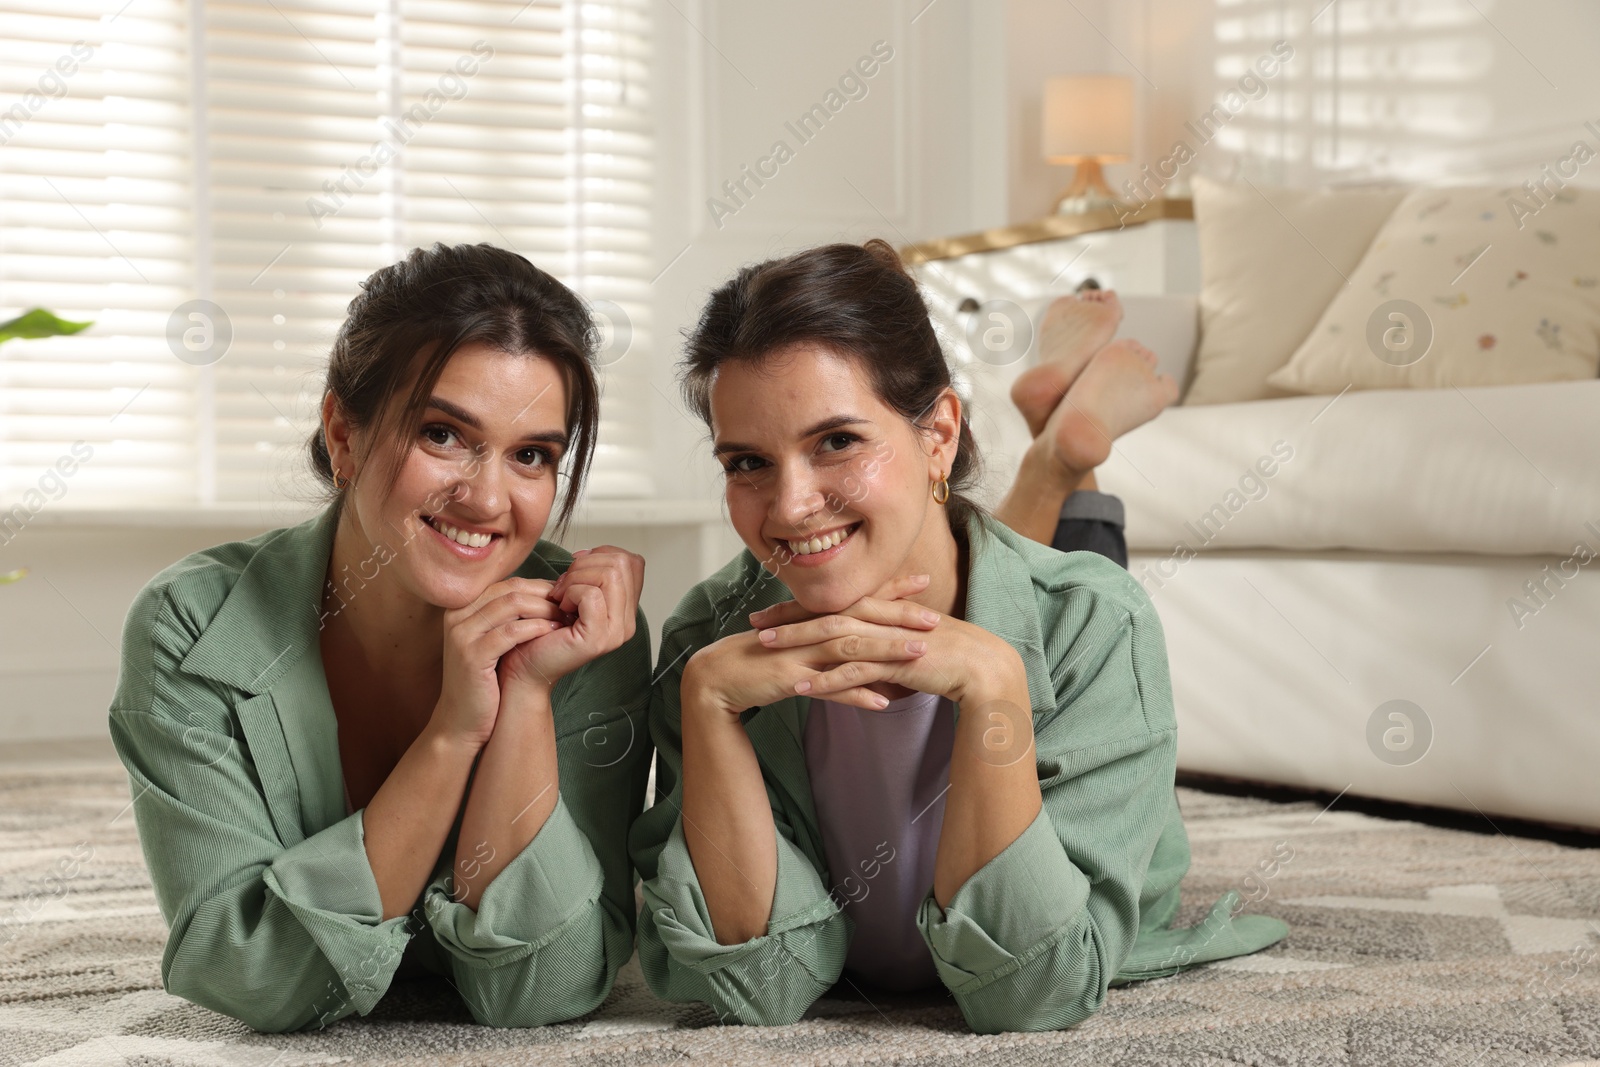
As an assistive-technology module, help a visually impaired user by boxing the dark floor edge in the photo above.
[1176,770,1600,849]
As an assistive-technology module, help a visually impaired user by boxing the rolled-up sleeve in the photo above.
[639,807,850,1023]
[110,702,413,1033]
[629,601,850,1025]
[914,579,1188,1034]
[424,795,602,962]
[420,793,617,1026]
[419,608,653,1027]
[916,727,1179,1033]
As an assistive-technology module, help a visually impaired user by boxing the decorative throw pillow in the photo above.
[1183,177,1407,405]
[1265,185,1600,394]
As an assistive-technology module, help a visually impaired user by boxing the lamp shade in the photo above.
[1042,75,1133,163]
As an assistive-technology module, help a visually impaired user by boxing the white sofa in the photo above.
[1106,336,1600,833]
[917,243,1600,833]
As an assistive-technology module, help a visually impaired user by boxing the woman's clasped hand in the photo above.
[682,571,1027,718]
[495,546,645,697]
[431,542,643,749]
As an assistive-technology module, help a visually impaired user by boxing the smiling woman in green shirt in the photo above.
[109,243,651,1032]
[628,239,1289,1034]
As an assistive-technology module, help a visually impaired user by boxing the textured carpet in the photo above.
[3,758,1600,1067]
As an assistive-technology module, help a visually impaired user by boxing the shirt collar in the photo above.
[178,501,342,695]
[957,508,1054,714]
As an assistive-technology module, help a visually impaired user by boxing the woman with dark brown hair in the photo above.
[109,243,650,1032]
[628,238,1287,1033]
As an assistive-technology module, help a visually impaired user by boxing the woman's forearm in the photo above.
[994,441,1093,545]
[680,688,779,945]
[451,685,561,910]
[932,665,1043,909]
[362,725,481,920]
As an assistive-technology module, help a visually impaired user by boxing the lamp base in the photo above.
[1053,158,1124,215]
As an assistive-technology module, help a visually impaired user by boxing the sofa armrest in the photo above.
[996,292,1198,391]
[1112,294,1199,399]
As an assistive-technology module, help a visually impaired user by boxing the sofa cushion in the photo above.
[1184,177,1407,406]
[1097,379,1600,555]
[1266,186,1600,394]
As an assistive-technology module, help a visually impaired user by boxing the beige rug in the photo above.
[4,757,1600,1066]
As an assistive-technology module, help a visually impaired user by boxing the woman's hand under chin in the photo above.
[745,573,1026,710]
[497,545,645,699]
[677,574,944,718]
[431,576,569,749]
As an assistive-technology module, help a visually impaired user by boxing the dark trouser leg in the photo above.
[1050,490,1127,571]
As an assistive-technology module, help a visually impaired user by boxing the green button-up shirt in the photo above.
[628,508,1288,1034]
[109,501,651,1032]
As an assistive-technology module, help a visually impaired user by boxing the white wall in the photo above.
[1,525,239,743]
[1000,0,1220,221]
[644,0,1008,500]
[1002,0,1115,222]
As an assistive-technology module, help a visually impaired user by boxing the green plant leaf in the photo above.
[0,309,93,345]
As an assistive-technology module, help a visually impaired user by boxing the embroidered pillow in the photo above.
[1265,185,1600,394]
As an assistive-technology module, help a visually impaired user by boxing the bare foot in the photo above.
[1037,339,1178,477]
[1010,289,1123,437]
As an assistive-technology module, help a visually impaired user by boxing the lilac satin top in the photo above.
[802,691,956,991]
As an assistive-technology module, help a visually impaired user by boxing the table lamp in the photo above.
[1042,74,1133,214]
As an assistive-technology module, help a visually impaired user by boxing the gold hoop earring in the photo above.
[932,476,950,505]
[332,467,348,491]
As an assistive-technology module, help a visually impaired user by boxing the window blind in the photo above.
[0,0,653,510]
[1208,0,1531,187]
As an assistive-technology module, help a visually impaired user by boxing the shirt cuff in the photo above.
[261,809,412,1014]
[917,804,1088,989]
[423,794,605,966]
[263,809,386,921]
[643,814,842,975]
